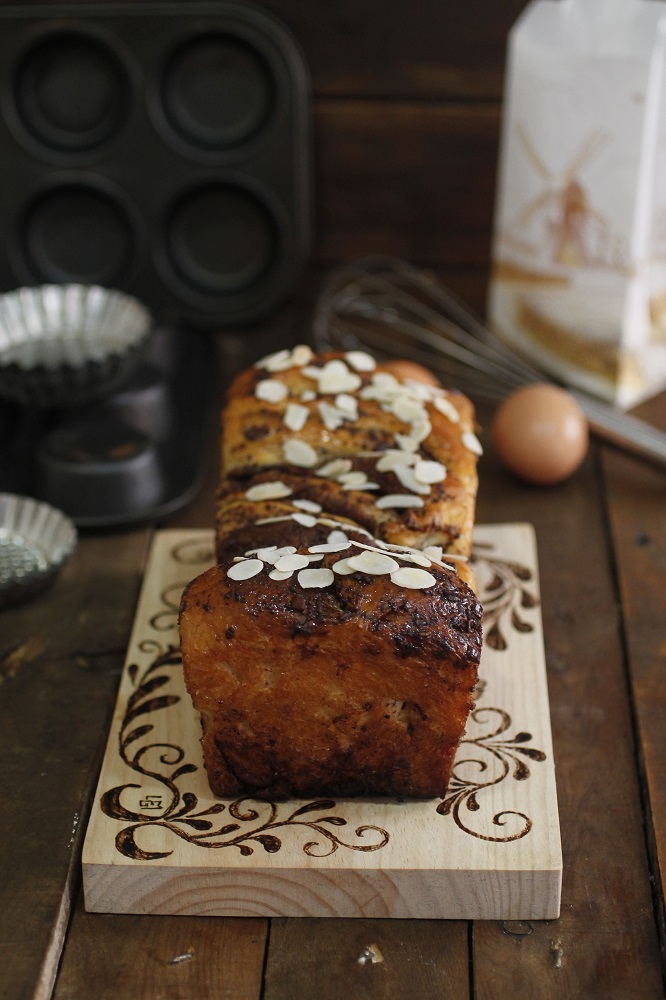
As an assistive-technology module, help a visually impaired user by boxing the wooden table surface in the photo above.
[2,288,666,1000]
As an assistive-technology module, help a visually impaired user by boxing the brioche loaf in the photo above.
[179,346,483,799]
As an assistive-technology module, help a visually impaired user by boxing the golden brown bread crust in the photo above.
[179,346,483,800]
[217,351,479,561]
[180,544,482,799]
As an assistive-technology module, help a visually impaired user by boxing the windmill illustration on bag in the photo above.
[512,124,623,269]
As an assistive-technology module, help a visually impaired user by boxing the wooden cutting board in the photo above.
[82,524,562,919]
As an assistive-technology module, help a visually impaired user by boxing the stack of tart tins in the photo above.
[0,283,152,408]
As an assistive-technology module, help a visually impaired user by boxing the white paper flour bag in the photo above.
[489,0,666,407]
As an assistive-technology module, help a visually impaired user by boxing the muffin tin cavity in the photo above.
[0,3,311,327]
[161,34,274,151]
[14,31,131,153]
[166,182,277,294]
[21,182,136,285]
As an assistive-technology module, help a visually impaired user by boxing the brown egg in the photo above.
[492,383,589,485]
[381,359,441,386]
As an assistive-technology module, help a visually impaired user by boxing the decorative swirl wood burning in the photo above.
[104,641,389,860]
[101,534,547,859]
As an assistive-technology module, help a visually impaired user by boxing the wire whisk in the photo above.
[313,256,666,471]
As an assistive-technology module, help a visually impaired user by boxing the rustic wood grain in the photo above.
[470,421,665,999]
[0,530,151,1000]
[264,918,470,1000]
[313,101,501,270]
[602,392,666,963]
[54,898,267,1000]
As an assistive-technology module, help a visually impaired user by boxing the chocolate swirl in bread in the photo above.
[179,346,483,799]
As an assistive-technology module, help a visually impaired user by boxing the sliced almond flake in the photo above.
[248,544,276,558]
[422,545,444,562]
[256,515,302,525]
[334,393,358,416]
[402,379,432,400]
[375,450,418,472]
[284,439,318,468]
[409,419,432,444]
[308,540,350,553]
[297,567,335,588]
[395,434,420,452]
[391,395,428,424]
[356,481,380,490]
[302,365,323,381]
[291,344,314,366]
[317,518,370,538]
[227,558,264,581]
[371,372,400,389]
[360,383,400,404]
[300,389,317,402]
[264,356,295,373]
[292,498,322,513]
[306,553,325,562]
[347,550,400,575]
[245,480,293,502]
[338,471,368,487]
[269,568,294,581]
[349,539,398,556]
[255,378,288,403]
[414,460,446,485]
[284,402,309,432]
[462,431,484,456]
[292,512,317,527]
[332,558,356,575]
[316,458,352,478]
[423,548,468,563]
[433,396,461,423]
[393,464,431,495]
[349,540,428,569]
[390,567,437,589]
[318,401,345,431]
[375,494,425,509]
[244,545,276,556]
[404,551,433,568]
[344,350,376,372]
[318,360,362,394]
[256,545,297,565]
[327,529,350,545]
[255,348,291,371]
[274,553,311,572]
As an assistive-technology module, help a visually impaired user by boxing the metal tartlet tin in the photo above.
[0,492,77,607]
[0,284,152,407]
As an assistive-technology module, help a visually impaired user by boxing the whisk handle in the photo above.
[572,392,666,472]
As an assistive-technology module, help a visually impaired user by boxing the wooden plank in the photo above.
[263,0,527,101]
[313,101,501,270]
[81,524,561,920]
[602,392,666,954]
[470,425,664,998]
[264,918,470,1000]
[0,529,151,1000]
[53,897,267,1000]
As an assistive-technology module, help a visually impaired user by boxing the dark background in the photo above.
[0,0,531,318]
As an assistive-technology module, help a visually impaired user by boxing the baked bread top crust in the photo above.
[180,536,482,799]
[217,347,481,561]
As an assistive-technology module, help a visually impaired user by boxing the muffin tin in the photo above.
[0,3,312,327]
